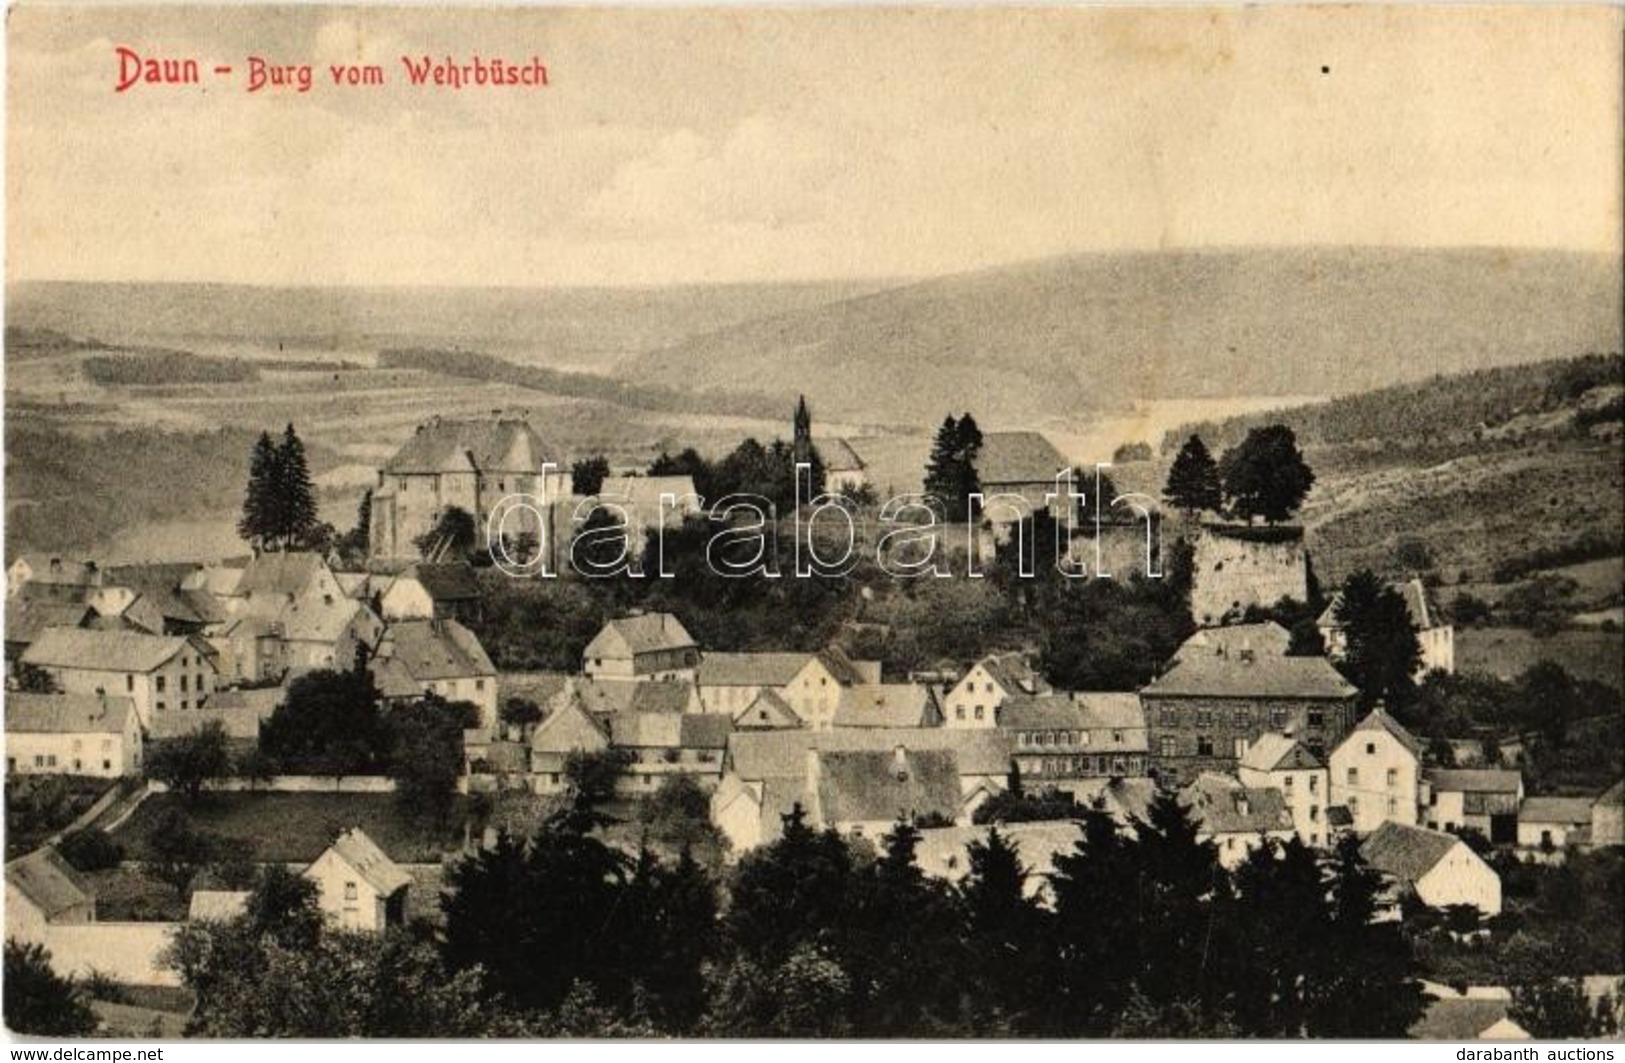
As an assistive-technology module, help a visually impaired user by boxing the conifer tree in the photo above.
[1163,434,1223,516]
[1334,569,1423,708]
[923,413,984,521]
[238,430,280,549]
[276,423,319,549]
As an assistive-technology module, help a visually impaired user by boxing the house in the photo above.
[1517,796,1594,852]
[85,586,167,636]
[1361,821,1502,916]
[1189,523,1309,628]
[188,890,251,923]
[1141,651,1358,786]
[1593,780,1624,847]
[944,652,1051,729]
[698,647,874,729]
[228,552,346,617]
[369,415,571,561]
[20,627,220,728]
[606,712,734,793]
[582,612,699,681]
[1411,996,1532,1040]
[974,431,1072,520]
[832,683,944,729]
[1002,692,1149,794]
[715,727,1013,851]
[1173,621,1292,663]
[1423,769,1524,843]
[726,745,963,846]
[593,475,703,540]
[155,687,283,746]
[1318,577,1455,677]
[278,593,383,674]
[200,614,285,686]
[102,562,218,635]
[913,822,1084,904]
[813,438,868,494]
[370,619,498,733]
[732,689,803,731]
[1237,732,1330,846]
[7,555,105,603]
[378,562,482,622]
[6,692,143,777]
[528,682,612,794]
[1180,772,1297,868]
[6,848,95,943]
[304,828,411,932]
[1329,707,1423,835]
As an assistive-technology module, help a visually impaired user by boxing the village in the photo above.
[4,402,1621,1039]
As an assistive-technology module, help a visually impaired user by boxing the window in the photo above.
[1309,775,1319,793]
[476,679,486,692]
[180,675,188,693]
[33,755,44,767]
[1197,736,1214,757]
[1366,742,1376,755]
[344,881,358,901]
[180,701,189,710]
[1387,797,1398,815]
[1234,708,1249,727]
[1348,797,1360,814]
[1308,710,1325,729]
[156,676,166,693]
[956,707,966,721]
[1309,805,1319,822]
[1387,768,1399,788]
[1346,768,1359,785]
[73,759,82,771]
[157,701,166,711]
[1271,708,1288,728]
[1233,738,1248,758]
[1160,736,1178,757]
[126,674,135,692]
[974,705,984,720]
[1283,773,1294,789]
[985,682,994,693]
[103,760,112,771]
[1196,709,1213,728]
[1160,707,1176,726]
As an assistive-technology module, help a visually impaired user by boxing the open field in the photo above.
[112,792,470,864]
[1454,627,1625,691]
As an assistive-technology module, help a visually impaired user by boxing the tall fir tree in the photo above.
[1334,569,1423,709]
[238,430,281,550]
[1163,434,1223,516]
[922,413,984,521]
[276,423,319,549]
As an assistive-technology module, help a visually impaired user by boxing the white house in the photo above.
[5,848,96,944]
[1423,769,1524,842]
[370,619,499,734]
[1319,578,1454,677]
[1361,821,1502,917]
[303,828,411,933]
[5,692,143,778]
[279,594,383,674]
[1237,732,1329,847]
[20,627,220,728]
[377,563,482,622]
[943,652,1050,730]
[696,647,876,728]
[1516,796,1594,852]
[528,680,612,793]
[1329,707,1423,834]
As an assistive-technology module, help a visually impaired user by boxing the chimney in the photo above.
[893,744,909,782]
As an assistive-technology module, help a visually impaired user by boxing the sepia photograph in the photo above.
[2,2,1622,1045]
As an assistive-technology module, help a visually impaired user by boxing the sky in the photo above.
[6,4,1622,287]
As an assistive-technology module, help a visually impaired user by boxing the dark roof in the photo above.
[976,652,1047,696]
[680,714,735,750]
[1325,805,1354,827]
[105,563,208,623]
[1426,769,1523,795]
[976,432,1070,486]
[1180,774,1295,835]
[1598,780,1624,808]
[21,627,200,673]
[499,671,571,706]
[378,619,494,681]
[1142,653,1357,700]
[6,848,93,917]
[1519,796,1594,825]
[817,748,961,825]
[6,692,136,735]
[322,828,411,896]
[626,682,697,715]
[382,417,554,475]
[401,563,481,603]
[1319,577,1442,632]
[1360,821,1464,884]
[1411,999,1522,1041]
[999,694,1086,731]
[6,600,93,645]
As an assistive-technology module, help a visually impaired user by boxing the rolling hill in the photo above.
[626,247,1622,427]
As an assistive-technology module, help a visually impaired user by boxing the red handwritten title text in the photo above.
[113,47,549,93]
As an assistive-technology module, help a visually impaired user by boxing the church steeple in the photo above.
[793,394,812,464]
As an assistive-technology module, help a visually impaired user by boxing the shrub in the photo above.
[58,829,124,872]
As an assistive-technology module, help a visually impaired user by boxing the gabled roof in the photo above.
[529,685,611,756]
[1519,796,1594,826]
[1598,780,1624,809]
[1180,773,1294,835]
[608,711,682,748]
[153,691,280,741]
[1426,769,1523,795]
[1347,707,1424,760]
[626,681,698,716]
[727,727,1012,781]
[811,645,867,686]
[1240,732,1323,773]
[914,822,1084,892]
[500,671,572,707]
[188,890,251,923]
[971,652,1048,697]
[733,689,802,730]
[319,828,411,896]
[999,694,1085,731]
[1326,805,1354,828]
[1177,622,1292,661]
[10,555,102,587]
[833,684,942,729]
[377,619,494,681]
[6,848,93,918]
[680,714,734,750]
[1360,821,1466,885]
[397,563,481,603]
[6,692,136,735]
[280,595,375,644]
[1141,652,1357,700]
[586,613,696,659]
[21,627,199,673]
[817,748,961,826]
[382,417,554,475]
[1412,999,1527,1041]
[705,653,819,685]
[235,552,328,599]
[976,431,1069,486]
[104,563,209,624]
[6,600,94,645]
